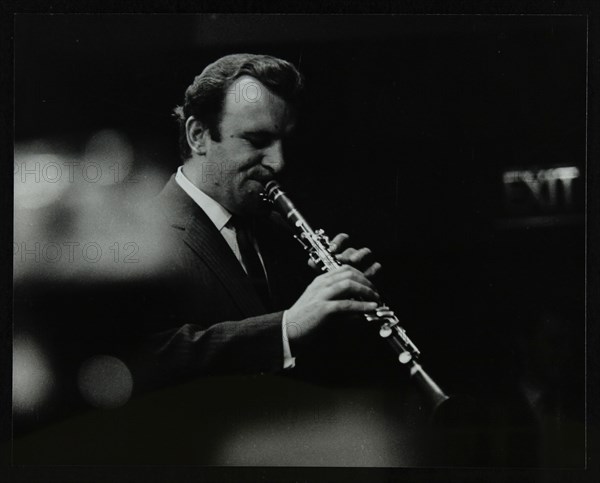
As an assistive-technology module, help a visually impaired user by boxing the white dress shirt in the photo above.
[175,166,295,368]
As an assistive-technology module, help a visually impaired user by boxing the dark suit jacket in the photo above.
[96,176,422,464]
[128,175,311,390]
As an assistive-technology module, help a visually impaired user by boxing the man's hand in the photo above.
[285,265,380,351]
[308,233,382,280]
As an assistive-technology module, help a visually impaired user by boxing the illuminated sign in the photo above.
[502,166,581,214]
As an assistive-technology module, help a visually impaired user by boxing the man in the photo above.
[136,53,383,389]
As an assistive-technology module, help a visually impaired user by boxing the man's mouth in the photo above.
[248,176,274,191]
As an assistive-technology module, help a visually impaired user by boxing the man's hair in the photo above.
[173,53,304,160]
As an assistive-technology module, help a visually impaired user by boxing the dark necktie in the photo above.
[231,215,271,309]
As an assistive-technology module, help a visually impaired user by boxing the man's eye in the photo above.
[245,137,270,149]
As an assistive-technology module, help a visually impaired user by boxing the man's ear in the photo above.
[185,116,210,155]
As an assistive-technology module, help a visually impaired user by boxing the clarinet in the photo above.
[263,180,449,410]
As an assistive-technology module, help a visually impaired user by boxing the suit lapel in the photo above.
[156,176,266,317]
[183,213,266,316]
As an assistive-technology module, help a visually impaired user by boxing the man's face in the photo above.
[203,75,296,216]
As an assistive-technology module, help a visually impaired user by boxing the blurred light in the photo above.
[14,153,71,210]
[14,135,175,282]
[77,355,133,409]
[13,335,54,414]
[215,392,403,466]
[83,129,133,185]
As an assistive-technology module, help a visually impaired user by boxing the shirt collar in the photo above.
[175,165,232,232]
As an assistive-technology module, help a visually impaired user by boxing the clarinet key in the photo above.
[398,351,412,364]
[379,324,392,338]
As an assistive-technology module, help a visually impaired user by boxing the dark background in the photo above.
[12,14,586,467]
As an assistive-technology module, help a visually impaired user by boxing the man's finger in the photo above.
[349,247,372,264]
[334,248,356,264]
[363,262,382,280]
[325,264,375,290]
[326,300,378,314]
[328,233,350,253]
[336,247,373,265]
[325,279,380,302]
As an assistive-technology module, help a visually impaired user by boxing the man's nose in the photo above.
[262,140,285,173]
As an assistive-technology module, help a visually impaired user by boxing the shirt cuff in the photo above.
[282,310,296,369]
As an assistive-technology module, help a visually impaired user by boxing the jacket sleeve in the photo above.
[137,311,286,387]
[122,199,300,392]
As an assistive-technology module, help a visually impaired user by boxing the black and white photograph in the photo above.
[5,8,596,480]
